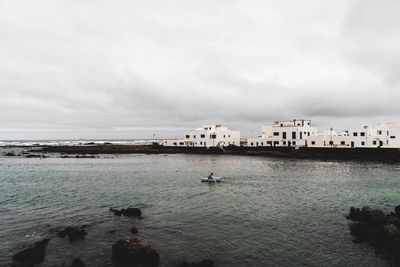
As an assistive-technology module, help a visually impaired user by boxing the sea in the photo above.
[1,140,400,266]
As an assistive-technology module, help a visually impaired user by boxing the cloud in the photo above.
[0,0,399,139]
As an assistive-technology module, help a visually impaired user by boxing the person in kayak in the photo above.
[208,172,214,182]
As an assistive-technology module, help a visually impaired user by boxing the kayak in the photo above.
[201,176,221,182]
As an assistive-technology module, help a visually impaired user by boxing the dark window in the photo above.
[292,132,296,139]
[193,135,196,138]
[360,132,365,137]
[204,128,208,130]
[256,142,259,146]
[185,135,190,138]
[210,134,216,139]
[267,141,272,145]
[228,135,230,138]
[273,141,279,145]
[250,142,253,146]
[179,142,184,145]
[341,141,345,145]
[200,134,205,138]
[223,135,225,138]
[378,131,382,135]
[329,141,334,145]
[173,142,177,146]
[308,132,310,136]
[353,132,358,137]
[200,142,203,145]
[293,141,296,145]
[260,142,263,146]
[283,132,287,139]
[273,132,279,136]
[283,141,286,145]
[373,141,377,145]
[311,141,316,145]
[300,132,303,139]
[361,141,365,146]
[390,136,396,139]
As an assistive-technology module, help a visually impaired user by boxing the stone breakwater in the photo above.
[10,207,216,267]
[347,205,400,265]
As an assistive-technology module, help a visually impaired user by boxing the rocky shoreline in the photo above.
[2,143,400,162]
[347,205,400,265]
[10,207,216,267]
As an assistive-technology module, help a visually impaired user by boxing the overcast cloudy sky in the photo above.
[0,0,399,139]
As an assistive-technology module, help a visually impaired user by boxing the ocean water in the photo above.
[1,152,400,266]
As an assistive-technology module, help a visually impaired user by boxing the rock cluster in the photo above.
[58,226,88,241]
[110,207,142,218]
[176,259,215,267]
[112,237,160,267]
[347,205,400,264]
[12,238,50,266]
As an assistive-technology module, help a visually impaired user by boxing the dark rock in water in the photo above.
[25,154,47,158]
[12,238,50,266]
[347,205,400,264]
[104,142,112,145]
[112,237,159,267]
[84,142,95,145]
[61,155,72,158]
[70,258,85,267]
[108,229,118,234]
[75,155,96,158]
[176,259,215,267]
[58,226,88,241]
[4,152,16,156]
[110,207,142,218]
[130,227,138,234]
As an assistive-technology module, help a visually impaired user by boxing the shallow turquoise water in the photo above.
[1,153,400,266]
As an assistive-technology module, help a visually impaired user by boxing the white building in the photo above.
[247,119,318,147]
[247,119,400,149]
[308,123,400,148]
[163,124,240,148]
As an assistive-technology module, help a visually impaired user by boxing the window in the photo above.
[292,141,296,145]
[260,142,263,146]
[390,136,396,139]
[308,132,310,136]
[292,132,296,139]
[341,141,345,145]
[300,132,303,139]
[282,132,287,139]
[200,142,203,145]
[173,142,177,146]
[164,141,167,143]
[360,132,365,137]
[256,142,259,146]
[353,132,358,137]
[204,128,208,130]
[210,134,216,139]
[378,130,382,135]
[179,142,184,145]
[311,141,316,145]
[223,135,225,138]
[267,141,272,145]
[361,141,365,146]
[185,135,190,138]
[228,135,230,138]
[250,142,254,146]
[283,141,286,145]
[273,141,279,145]
[329,141,334,145]
[200,134,205,138]
[273,132,279,136]
[193,135,196,138]
[373,141,377,145]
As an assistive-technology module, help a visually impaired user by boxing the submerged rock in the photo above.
[70,258,85,267]
[347,205,400,264]
[12,238,50,266]
[176,259,215,267]
[110,207,142,218]
[112,237,159,267]
[130,227,138,234]
[58,226,88,241]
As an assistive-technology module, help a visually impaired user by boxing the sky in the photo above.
[0,0,399,140]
